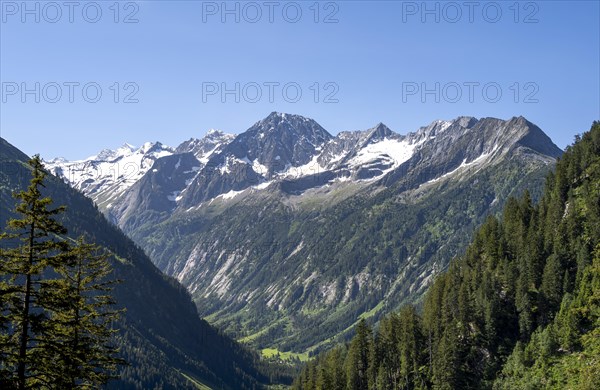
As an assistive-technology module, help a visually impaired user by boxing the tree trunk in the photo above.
[18,222,35,390]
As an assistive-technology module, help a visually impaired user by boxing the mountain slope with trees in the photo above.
[0,156,123,389]
[293,121,600,389]
[0,138,284,389]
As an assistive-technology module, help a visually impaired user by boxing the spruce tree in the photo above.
[345,319,372,390]
[39,238,123,389]
[0,155,70,389]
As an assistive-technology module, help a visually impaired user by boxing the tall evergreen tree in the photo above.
[345,319,372,390]
[39,238,123,388]
[397,306,426,389]
[0,155,70,389]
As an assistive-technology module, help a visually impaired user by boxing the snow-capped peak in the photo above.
[175,130,235,162]
[115,143,136,156]
[139,141,160,154]
[44,141,174,210]
[206,129,226,137]
[121,142,136,151]
[47,156,67,164]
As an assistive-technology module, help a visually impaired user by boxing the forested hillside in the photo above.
[0,138,287,389]
[293,121,600,389]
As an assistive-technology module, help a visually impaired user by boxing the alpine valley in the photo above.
[1,139,280,389]
[45,112,563,358]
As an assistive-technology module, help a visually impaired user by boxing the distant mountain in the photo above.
[46,113,563,357]
[178,112,333,206]
[44,141,174,212]
[1,137,273,389]
[176,129,235,160]
[44,129,235,216]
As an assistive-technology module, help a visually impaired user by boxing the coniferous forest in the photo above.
[0,156,123,389]
[292,122,600,389]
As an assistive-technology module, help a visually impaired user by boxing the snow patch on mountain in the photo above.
[221,189,244,200]
[167,190,182,202]
[349,138,415,168]
[284,154,324,178]
[254,181,273,190]
[44,142,174,208]
[427,151,493,184]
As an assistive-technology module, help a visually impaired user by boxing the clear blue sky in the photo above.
[1,0,599,160]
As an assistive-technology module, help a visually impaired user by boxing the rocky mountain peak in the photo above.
[454,116,478,128]
[248,112,332,142]
[120,142,137,151]
[367,123,395,140]
[175,129,234,160]
[139,141,171,155]
[222,112,332,168]
[206,128,225,136]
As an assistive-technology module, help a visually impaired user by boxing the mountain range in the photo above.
[44,113,563,357]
